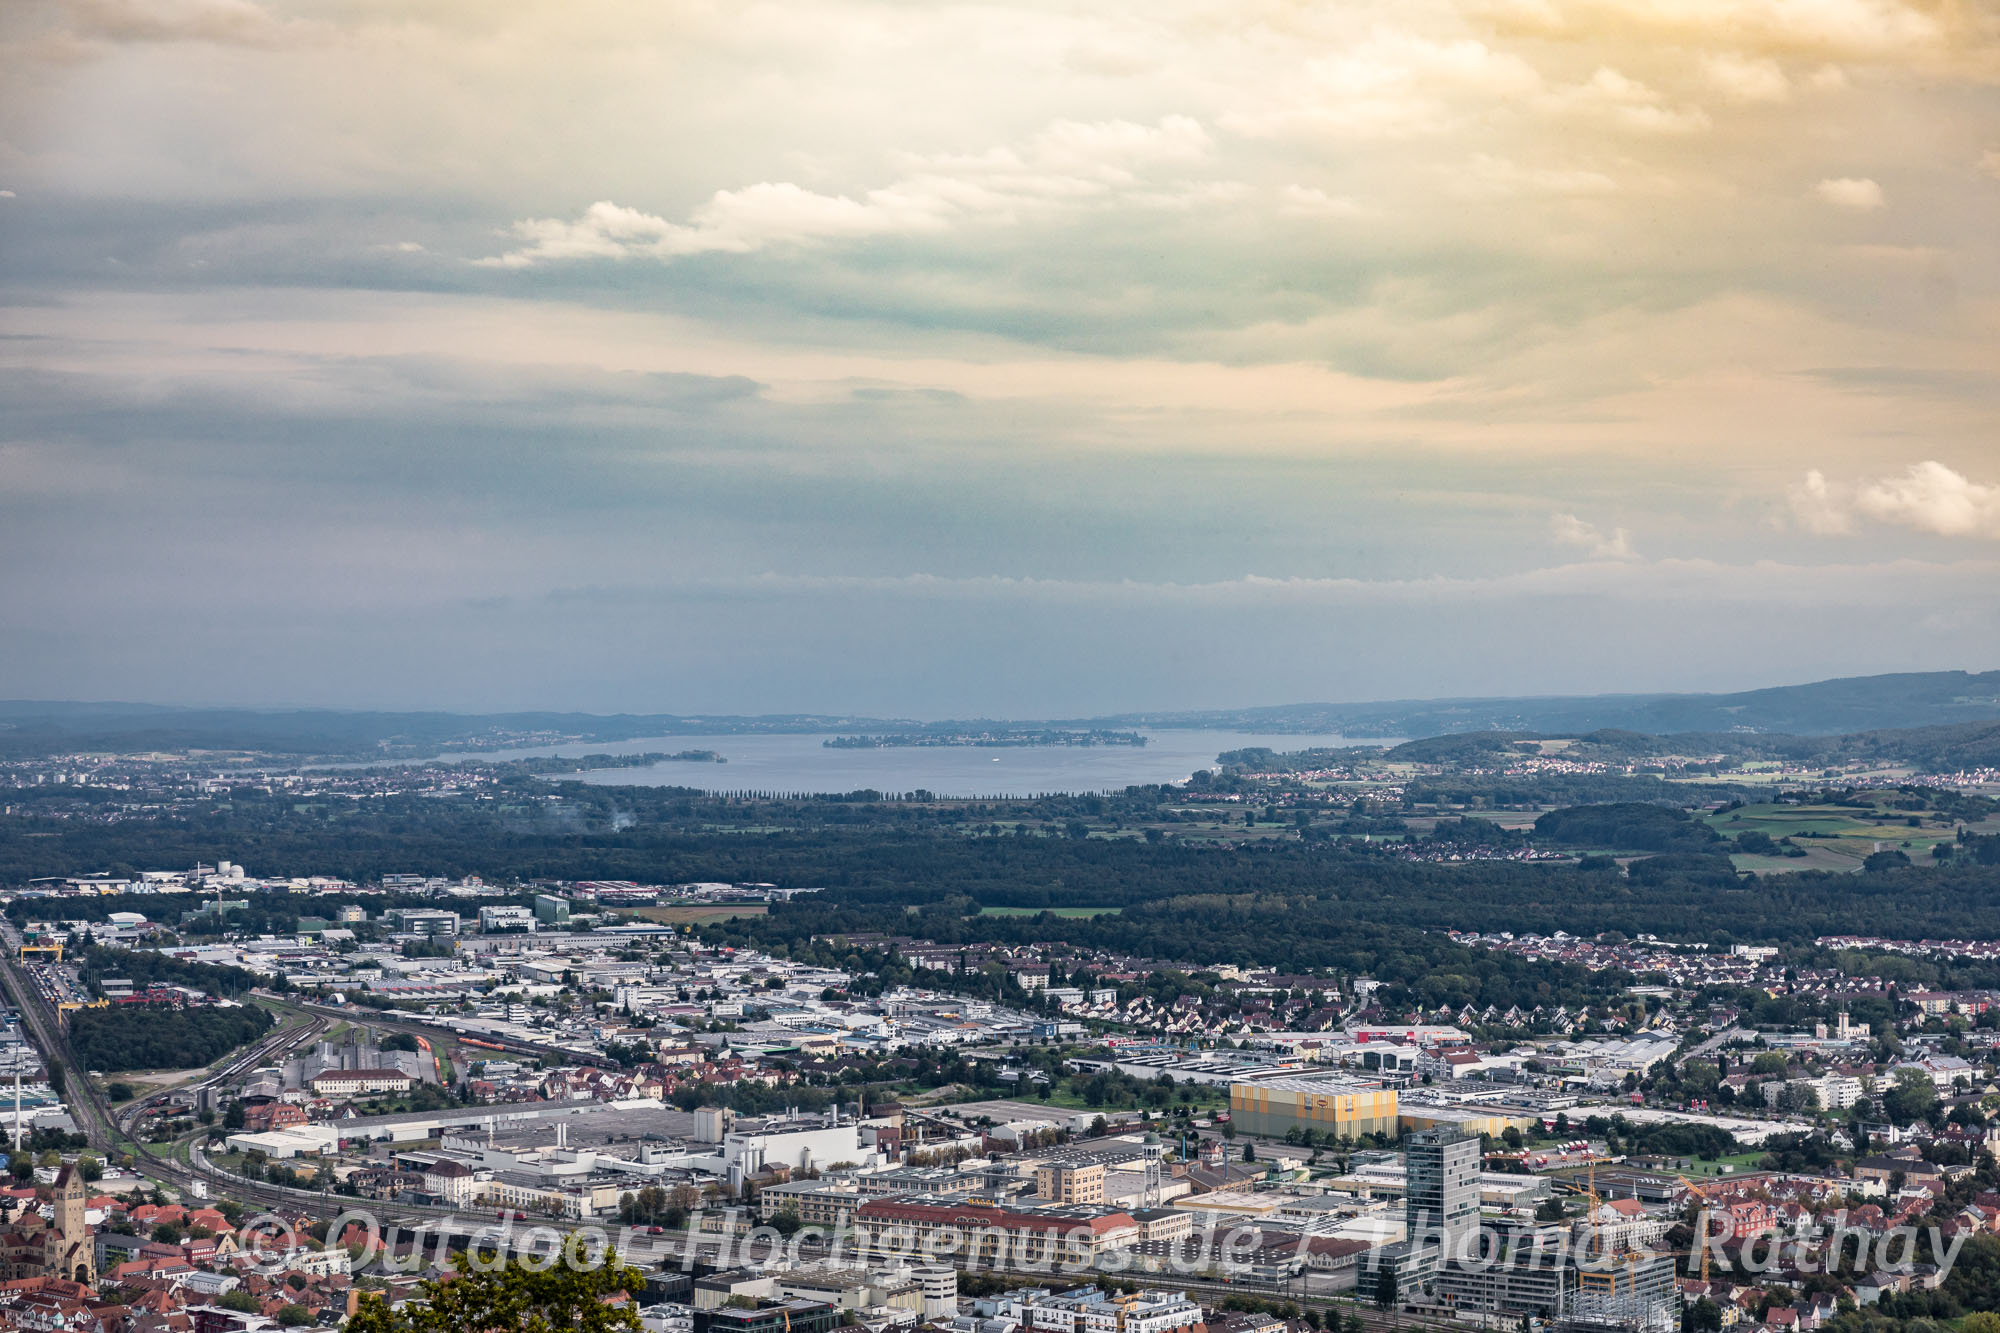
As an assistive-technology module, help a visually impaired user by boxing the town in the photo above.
[3,850,2000,1333]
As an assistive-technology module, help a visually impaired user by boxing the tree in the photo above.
[276,1305,312,1326]
[1885,1069,1938,1125]
[220,1290,260,1313]
[348,1251,644,1333]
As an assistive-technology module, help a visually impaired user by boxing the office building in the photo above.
[1405,1127,1481,1256]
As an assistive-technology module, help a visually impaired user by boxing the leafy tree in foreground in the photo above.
[346,1250,643,1333]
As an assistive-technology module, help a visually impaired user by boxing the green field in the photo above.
[1708,800,1957,871]
[975,905,1121,918]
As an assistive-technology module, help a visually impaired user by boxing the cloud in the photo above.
[54,0,295,47]
[1461,154,1619,196]
[1703,53,1790,103]
[1221,29,1545,141]
[1550,512,1637,559]
[1788,469,1853,534]
[1816,176,1885,209]
[1857,462,2000,537]
[1492,0,1955,62]
[1981,149,2000,180]
[0,191,15,199]
[1790,462,2000,538]
[1277,185,1364,217]
[478,116,1214,268]
[1544,68,1712,134]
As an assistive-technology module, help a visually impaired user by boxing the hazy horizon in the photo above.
[5,1,1999,716]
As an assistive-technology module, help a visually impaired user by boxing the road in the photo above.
[1684,1027,1749,1059]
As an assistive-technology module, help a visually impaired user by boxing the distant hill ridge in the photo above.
[1219,718,2000,776]
[3,668,1998,758]
[1096,669,2000,738]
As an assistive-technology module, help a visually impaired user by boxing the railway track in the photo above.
[289,999,619,1070]
[0,943,332,1212]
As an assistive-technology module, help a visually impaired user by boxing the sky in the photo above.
[2,0,1998,718]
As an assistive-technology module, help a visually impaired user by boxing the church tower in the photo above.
[45,1163,93,1286]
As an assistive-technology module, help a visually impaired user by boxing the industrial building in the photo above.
[1226,1075,1398,1139]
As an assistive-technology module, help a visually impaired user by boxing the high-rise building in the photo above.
[1405,1126,1481,1256]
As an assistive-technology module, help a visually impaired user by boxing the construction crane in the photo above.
[1675,1171,1713,1284]
[1580,1153,1607,1258]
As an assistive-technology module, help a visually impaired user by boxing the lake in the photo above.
[430,729,1398,798]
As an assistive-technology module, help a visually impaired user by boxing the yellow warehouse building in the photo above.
[1229,1077,1400,1139]
[1228,1078,1538,1141]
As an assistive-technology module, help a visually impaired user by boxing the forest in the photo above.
[12,816,2000,948]
[8,793,2000,963]
[68,1002,274,1073]
[8,757,2000,1009]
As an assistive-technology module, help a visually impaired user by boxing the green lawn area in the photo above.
[1685,1151,1765,1177]
[975,906,1121,918]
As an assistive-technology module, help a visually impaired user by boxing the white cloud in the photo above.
[1550,512,1638,559]
[1505,0,1951,61]
[479,116,1214,268]
[1277,185,1364,217]
[1858,462,2000,537]
[1703,53,1790,103]
[1980,149,2000,180]
[0,190,15,199]
[1222,29,1545,141]
[1545,67,1712,134]
[1788,469,1853,534]
[1816,176,1885,209]
[1461,153,1619,196]
[1790,462,2000,538]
